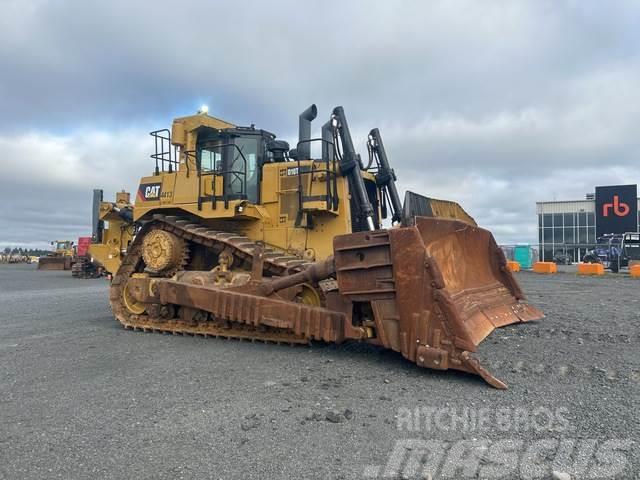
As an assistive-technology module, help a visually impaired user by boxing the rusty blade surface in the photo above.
[334,217,543,388]
[414,217,544,346]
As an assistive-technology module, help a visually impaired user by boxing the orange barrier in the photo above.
[630,265,640,278]
[577,263,604,276]
[506,260,520,272]
[532,262,557,274]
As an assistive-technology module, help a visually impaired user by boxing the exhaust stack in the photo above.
[321,120,334,162]
[298,104,318,160]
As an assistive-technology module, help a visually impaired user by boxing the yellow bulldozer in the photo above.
[108,105,542,388]
[38,240,75,270]
[81,189,135,277]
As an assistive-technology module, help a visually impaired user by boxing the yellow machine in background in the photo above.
[37,190,134,276]
[87,190,135,276]
[38,240,75,270]
[104,104,542,388]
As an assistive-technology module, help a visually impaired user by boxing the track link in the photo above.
[110,214,314,343]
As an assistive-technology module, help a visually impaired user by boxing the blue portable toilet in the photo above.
[514,245,532,269]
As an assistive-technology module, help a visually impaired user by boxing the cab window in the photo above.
[197,130,266,205]
[199,140,224,171]
[229,136,259,202]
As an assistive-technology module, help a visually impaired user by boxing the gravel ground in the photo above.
[0,263,638,479]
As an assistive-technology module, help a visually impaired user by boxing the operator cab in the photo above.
[623,232,640,261]
[53,241,72,251]
[196,126,277,204]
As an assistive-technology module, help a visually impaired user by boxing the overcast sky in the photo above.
[1,0,639,248]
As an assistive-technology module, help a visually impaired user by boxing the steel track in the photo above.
[110,214,315,343]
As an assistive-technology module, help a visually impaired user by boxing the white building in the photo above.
[537,193,640,262]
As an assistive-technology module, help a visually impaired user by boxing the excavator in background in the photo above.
[106,104,543,388]
[37,240,75,270]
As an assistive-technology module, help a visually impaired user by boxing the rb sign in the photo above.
[595,184,637,237]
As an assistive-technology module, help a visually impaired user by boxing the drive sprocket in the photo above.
[141,229,187,276]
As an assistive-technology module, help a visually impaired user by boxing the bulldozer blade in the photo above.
[402,190,478,227]
[333,216,543,388]
[38,257,72,270]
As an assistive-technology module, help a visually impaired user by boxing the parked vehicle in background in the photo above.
[552,252,572,265]
[583,232,640,272]
[0,253,30,264]
[87,189,135,277]
[71,236,103,278]
[37,240,75,270]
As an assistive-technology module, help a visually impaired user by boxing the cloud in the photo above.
[0,128,150,248]
[1,0,640,247]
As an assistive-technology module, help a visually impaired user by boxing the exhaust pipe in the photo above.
[321,120,334,162]
[298,104,317,160]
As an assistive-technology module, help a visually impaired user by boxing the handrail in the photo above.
[294,138,340,215]
[194,143,249,210]
[150,129,179,175]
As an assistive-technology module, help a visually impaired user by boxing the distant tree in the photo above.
[3,247,9,254]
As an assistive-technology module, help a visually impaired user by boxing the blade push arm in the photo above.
[368,128,402,224]
[331,106,376,231]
